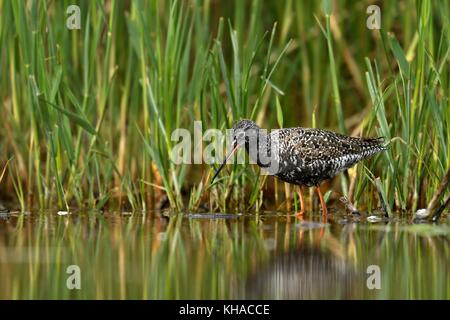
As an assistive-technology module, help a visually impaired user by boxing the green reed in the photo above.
[0,0,449,214]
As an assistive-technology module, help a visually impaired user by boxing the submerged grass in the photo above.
[0,0,449,215]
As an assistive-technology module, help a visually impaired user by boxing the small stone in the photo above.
[0,210,11,220]
[414,208,429,219]
[367,215,382,223]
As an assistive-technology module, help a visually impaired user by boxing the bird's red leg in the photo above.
[316,185,328,216]
[295,186,305,218]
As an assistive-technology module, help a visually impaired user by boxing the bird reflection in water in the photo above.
[245,247,358,299]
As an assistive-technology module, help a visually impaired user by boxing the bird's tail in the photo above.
[360,136,387,156]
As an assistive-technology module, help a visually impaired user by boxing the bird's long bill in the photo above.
[210,142,239,185]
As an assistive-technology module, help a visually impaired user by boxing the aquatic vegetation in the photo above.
[0,211,448,299]
[0,1,449,216]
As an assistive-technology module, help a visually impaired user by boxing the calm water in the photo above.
[0,210,449,299]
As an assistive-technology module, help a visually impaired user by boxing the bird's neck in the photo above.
[244,129,273,167]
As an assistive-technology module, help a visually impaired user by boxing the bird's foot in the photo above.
[320,209,328,224]
[295,211,304,219]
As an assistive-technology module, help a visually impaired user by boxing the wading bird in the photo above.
[211,119,386,216]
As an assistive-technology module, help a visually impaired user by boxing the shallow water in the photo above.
[0,210,449,299]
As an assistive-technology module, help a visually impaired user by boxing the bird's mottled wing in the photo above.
[272,128,385,186]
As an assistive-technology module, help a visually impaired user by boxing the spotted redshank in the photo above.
[211,119,386,216]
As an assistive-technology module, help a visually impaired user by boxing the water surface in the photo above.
[0,211,449,299]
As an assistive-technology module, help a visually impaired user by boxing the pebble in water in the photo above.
[366,215,382,223]
[414,208,429,219]
[0,209,11,220]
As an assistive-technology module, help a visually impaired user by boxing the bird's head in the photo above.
[210,119,258,184]
[231,119,258,149]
